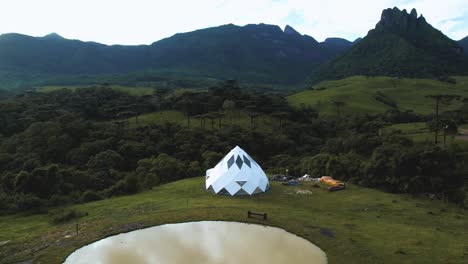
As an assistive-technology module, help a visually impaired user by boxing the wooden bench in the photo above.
[248,210,268,220]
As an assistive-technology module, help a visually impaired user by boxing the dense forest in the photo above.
[0,81,467,214]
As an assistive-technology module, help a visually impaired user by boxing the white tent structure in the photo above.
[206,146,270,196]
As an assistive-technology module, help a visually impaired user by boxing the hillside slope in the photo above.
[288,76,468,115]
[460,36,468,55]
[0,177,466,264]
[314,8,468,82]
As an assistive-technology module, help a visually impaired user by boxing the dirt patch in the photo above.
[122,222,145,232]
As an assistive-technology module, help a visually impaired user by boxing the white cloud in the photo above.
[0,0,466,45]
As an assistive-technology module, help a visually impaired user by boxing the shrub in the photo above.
[375,92,398,108]
[16,194,46,213]
[48,208,87,224]
[48,195,71,207]
[81,190,104,203]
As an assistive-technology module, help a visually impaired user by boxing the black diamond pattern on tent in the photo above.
[235,155,243,169]
[227,156,235,169]
[207,186,215,193]
[253,187,263,194]
[218,188,229,195]
[243,155,251,168]
[236,181,246,187]
[234,188,249,196]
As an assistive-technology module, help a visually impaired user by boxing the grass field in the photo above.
[382,122,468,147]
[39,85,155,96]
[0,177,466,264]
[125,110,278,132]
[382,122,434,142]
[288,76,468,116]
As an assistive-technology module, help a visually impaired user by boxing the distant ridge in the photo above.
[2,8,468,90]
[460,36,468,55]
[0,23,352,88]
[313,7,468,82]
[42,32,64,40]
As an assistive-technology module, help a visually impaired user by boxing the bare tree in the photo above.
[425,94,461,144]
[217,111,225,129]
[333,101,345,118]
[272,112,289,130]
[222,100,236,125]
[246,105,259,130]
[205,113,217,130]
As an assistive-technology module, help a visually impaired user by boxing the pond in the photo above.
[64,221,327,264]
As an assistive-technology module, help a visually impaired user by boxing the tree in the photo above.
[425,95,461,144]
[202,151,223,169]
[177,98,195,128]
[87,150,123,171]
[217,111,225,129]
[272,112,289,130]
[333,101,346,118]
[205,113,218,129]
[222,100,236,124]
[136,154,186,186]
[246,106,259,130]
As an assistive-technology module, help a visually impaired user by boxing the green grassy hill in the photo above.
[382,122,468,147]
[288,76,468,115]
[0,177,466,264]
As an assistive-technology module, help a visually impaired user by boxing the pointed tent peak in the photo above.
[224,146,258,167]
[410,8,418,18]
[230,145,248,154]
[229,146,250,157]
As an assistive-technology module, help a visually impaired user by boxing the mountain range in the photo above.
[0,7,467,90]
[0,24,353,88]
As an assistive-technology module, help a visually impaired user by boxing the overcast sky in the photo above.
[1,0,467,45]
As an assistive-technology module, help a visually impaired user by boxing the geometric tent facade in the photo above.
[206,146,270,196]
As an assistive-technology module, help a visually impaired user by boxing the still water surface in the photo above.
[64,221,327,264]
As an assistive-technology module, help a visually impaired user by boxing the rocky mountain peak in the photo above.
[284,25,301,36]
[376,7,426,34]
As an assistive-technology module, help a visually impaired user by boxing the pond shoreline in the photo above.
[64,221,328,264]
